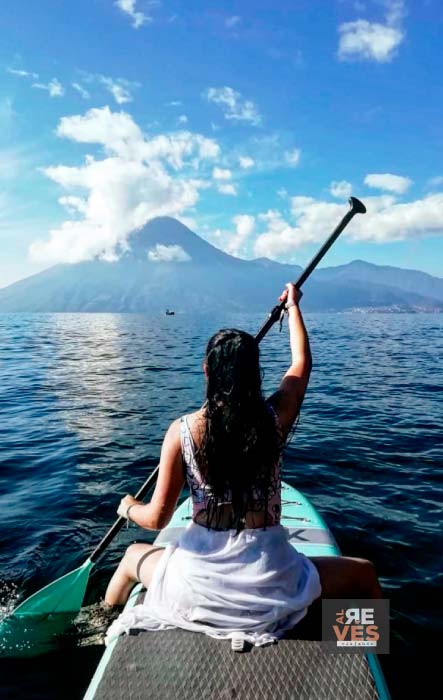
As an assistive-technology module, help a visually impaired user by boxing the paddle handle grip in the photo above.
[89,465,160,563]
[254,197,366,344]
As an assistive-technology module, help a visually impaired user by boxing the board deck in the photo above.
[83,483,390,700]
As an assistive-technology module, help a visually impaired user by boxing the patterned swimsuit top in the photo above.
[179,403,284,530]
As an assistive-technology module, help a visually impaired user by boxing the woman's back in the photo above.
[105,287,328,649]
[181,404,283,530]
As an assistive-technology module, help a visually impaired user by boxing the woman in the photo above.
[105,283,382,645]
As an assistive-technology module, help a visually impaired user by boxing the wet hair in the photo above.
[195,328,280,530]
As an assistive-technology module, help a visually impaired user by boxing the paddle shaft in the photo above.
[89,466,160,563]
[254,196,366,343]
[90,196,366,564]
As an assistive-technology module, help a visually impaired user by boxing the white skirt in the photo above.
[105,522,322,647]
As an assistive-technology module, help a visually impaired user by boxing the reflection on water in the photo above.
[49,314,129,445]
[0,311,442,697]
[0,611,76,657]
[0,602,120,658]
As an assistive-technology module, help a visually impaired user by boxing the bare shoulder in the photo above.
[185,407,205,424]
[168,417,182,430]
[184,408,206,447]
[162,418,181,448]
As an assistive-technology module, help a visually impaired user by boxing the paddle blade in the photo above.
[12,558,93,616]
[0,558,93,656]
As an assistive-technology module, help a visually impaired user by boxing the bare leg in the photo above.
[104,543,165,606]
[310,556,383,600]
[289,556,383,640]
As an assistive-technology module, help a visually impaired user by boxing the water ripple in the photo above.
[0,311,442,697]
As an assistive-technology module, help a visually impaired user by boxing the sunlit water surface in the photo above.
[0,312,442,699]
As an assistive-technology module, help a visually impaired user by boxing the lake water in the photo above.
[0,311,442,699]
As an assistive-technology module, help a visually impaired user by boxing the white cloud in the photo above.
[72,82,90,99]
[253,191,443,258]
[364,173,412,194]
[148,244,191,262]
[213,214,255,257]
[205,86,261,126]
[212,167,231,180]
[218,183,237,196]
[338,1,405,62]
[330,180,353,198]
[139,132,219,169]
[226,215,255,255]
[284,148,301,167]
[32,78,64,97]
[239,156,254,169]
[98,76,135,104]
[115,0,150,28]
[338,20,403,62]
[255,209,306,258]
[58,196,88,215]
[55,107,142,154]
[80,73,140,104]
[178,114,188,124]
[55,106,219,168]
[30,106,220,264]
[7,67,39,79]
[354,193,443,242]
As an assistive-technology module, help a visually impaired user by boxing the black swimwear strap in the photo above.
[136,547,164,582]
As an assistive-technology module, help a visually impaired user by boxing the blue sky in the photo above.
[1,0,442,287]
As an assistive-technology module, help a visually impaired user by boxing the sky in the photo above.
[1,0,443,287]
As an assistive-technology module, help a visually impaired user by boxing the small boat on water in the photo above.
[165,309,175,316]
[83,483,390,700]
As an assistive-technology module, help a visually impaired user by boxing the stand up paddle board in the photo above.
[83,482,390,700]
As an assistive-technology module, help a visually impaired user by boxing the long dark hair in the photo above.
[195,329,280,530]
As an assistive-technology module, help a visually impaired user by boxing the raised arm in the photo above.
[268,283,312,435]
[117,419,185,530]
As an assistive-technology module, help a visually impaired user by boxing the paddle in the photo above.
[0,196,365,654]
[255,196,366,342]
[0,468,160,654]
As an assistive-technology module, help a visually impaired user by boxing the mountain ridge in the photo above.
[0,217,441,313]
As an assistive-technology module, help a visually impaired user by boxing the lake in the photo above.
[0,311,442,699]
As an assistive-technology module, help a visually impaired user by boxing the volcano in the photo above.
[0,217,442,313]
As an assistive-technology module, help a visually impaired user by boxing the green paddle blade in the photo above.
[11,558,93,616]
[0,558,94,657]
